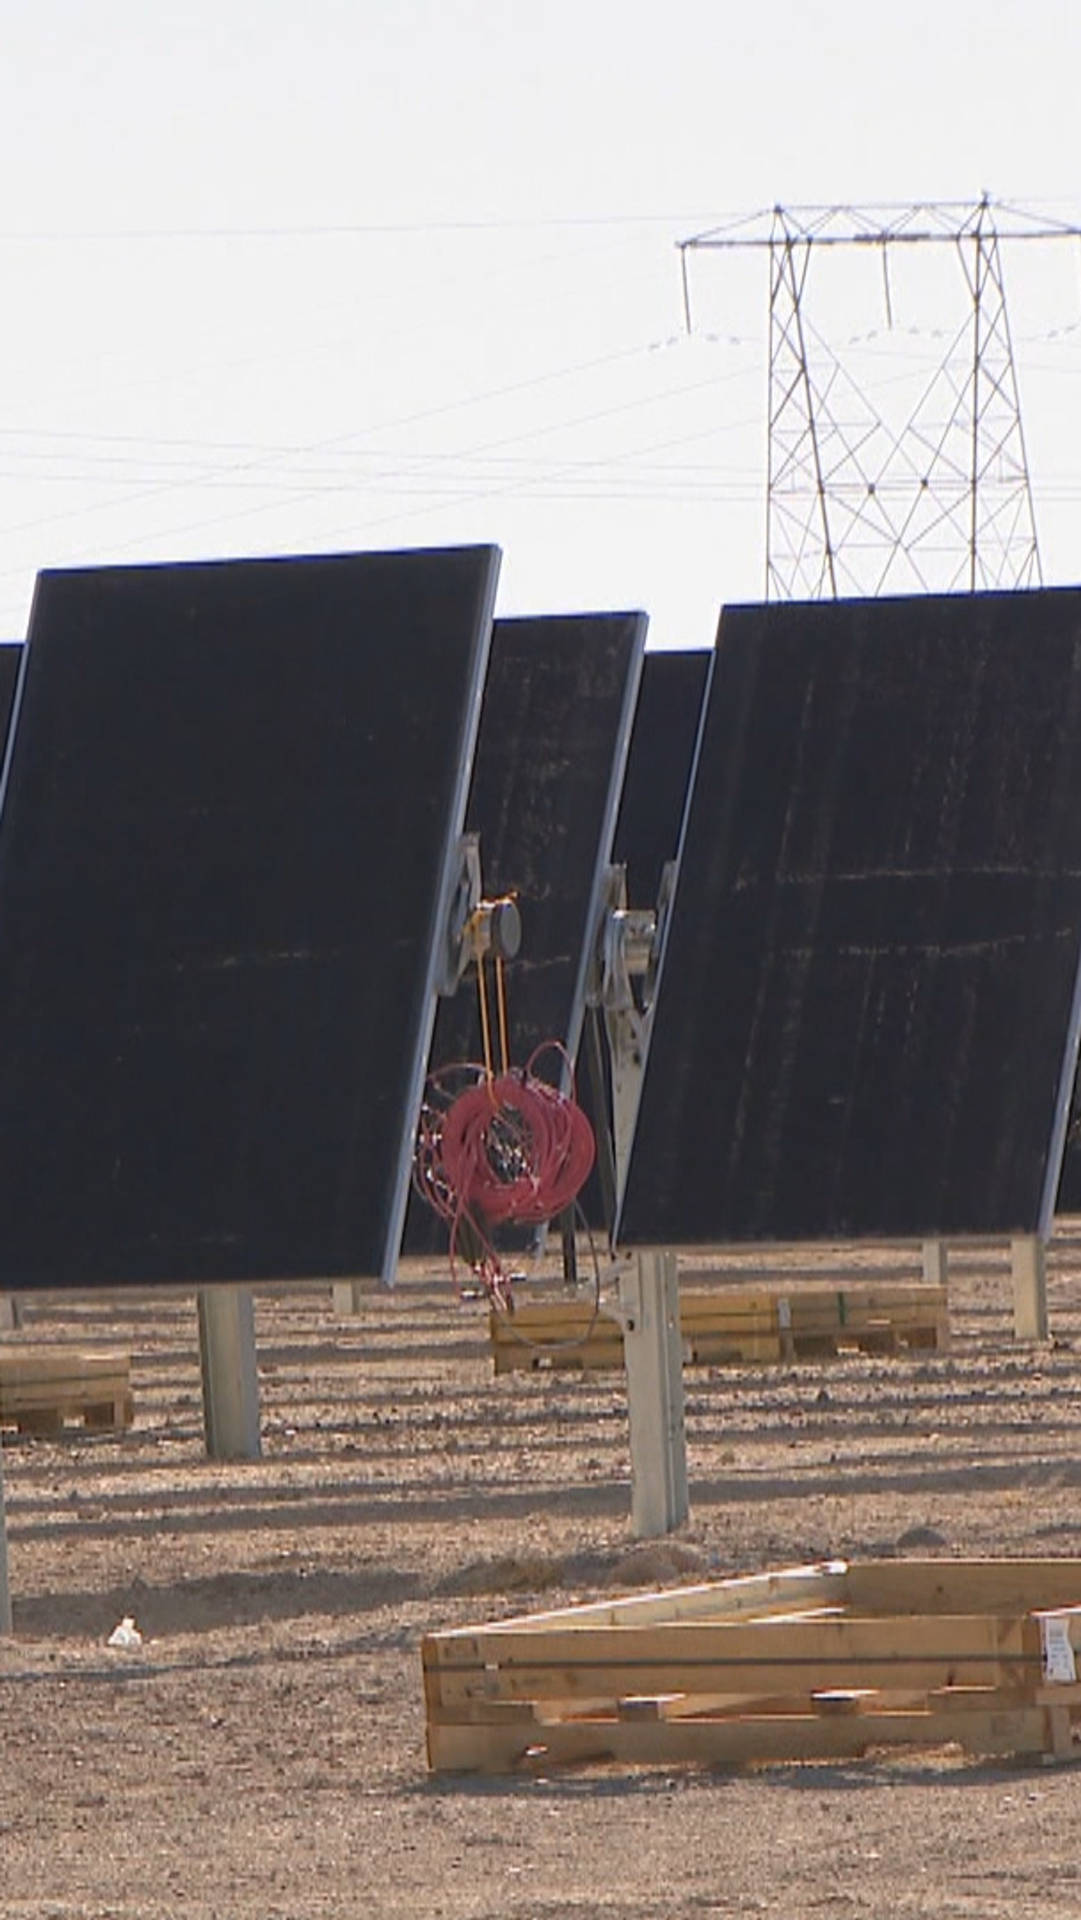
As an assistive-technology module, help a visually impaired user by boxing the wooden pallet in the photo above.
[0,1346,134,1434]
[777,1282,950,1357]
[423,1557,1081,1774]
[490,1282,949,1374]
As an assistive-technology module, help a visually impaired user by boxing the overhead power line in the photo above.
[0,211,730,244]
[678,197,1077,598]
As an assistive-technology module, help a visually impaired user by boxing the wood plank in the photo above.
[0,1382,129,1413]
[785,1284,946,1312]
[0,1345,130,1385]
[426,1612,1034,1707]
[490,1284,947,1374]
[683,1332,782,1365]
[427,1561,852,1635]
[0,1346,133,1432]
[427,1699,1058,1774]
[423,1557,1081,1773]
[2,1393,134,1434]
[843,1560,1081,1618]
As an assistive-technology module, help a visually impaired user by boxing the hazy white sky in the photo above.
[1,0,1079,646]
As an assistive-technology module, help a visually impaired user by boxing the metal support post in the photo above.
[591,862,673,1228]
[1,1288,25,1630]
[331,1281,369,1316]
[1011,1236,1049,1341]
[582,1005,617,1239]
[921,1240,948,1288]
[619,1249,689,1538]
[197,1286,262,1460]
[0,1443,12,1635]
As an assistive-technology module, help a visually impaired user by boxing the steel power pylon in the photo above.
[679,199,1081,601]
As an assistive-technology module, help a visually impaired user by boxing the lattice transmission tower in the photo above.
[679,199,1081,601]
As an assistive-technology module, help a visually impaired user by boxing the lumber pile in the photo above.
[0,1345,134,1434]
[423,1557,1081,1774]
[490,1281,949,1374]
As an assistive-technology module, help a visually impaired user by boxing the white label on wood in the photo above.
[1040,1616,1078,1685]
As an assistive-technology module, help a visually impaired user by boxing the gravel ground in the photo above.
[3,1231,1081,1918]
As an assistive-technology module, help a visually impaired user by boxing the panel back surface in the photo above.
[579,646,711,1231]
[620,589,1081,1247]
[0,643,20,753]
[404,609,645,1255]
[0,548,498,1288]
[613,648,711,908]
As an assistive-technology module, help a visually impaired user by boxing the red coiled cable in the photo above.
[412,1046,595,1299]
[441,1068,594,1226]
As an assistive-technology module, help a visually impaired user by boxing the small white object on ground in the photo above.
[107,1615,143,1650]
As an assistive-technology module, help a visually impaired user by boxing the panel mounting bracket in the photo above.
[589,858,675,1215]
[437,833,521,998]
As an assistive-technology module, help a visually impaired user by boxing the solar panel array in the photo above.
[2,560,1081,1290]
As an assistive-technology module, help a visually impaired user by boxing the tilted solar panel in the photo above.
[620,590,1081,1247]
[0,548,498,1287]
[403,609,644,1257]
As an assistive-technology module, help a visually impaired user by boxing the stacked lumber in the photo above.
[490,1281,949,1374]
[423,1557,1081,1774]
[0,1345,134,1434]
[775,1282,950,1357]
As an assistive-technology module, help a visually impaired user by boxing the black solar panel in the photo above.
[0,549,498,1288]
[403,609,645,1256]
[613,649,711,908]
[579,647,711,1233]
[620,590,1081,1247]
[0,643,20,757]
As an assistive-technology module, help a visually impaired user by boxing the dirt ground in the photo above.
[4,1230,1081,1919]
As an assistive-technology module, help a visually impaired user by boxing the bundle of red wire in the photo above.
[413,1045,595,1295]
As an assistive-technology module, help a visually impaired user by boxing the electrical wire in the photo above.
[412,1046,595,1309]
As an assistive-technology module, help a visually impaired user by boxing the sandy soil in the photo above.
[4,1231,1081,1919]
